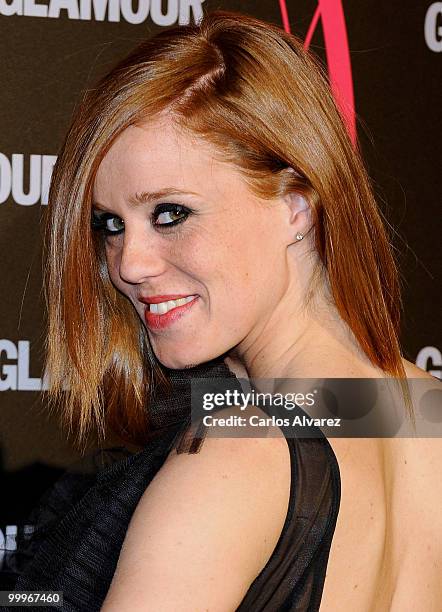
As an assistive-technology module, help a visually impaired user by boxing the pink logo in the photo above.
[279,0,356,145]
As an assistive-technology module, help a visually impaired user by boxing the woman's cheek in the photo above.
[105,247,123,290]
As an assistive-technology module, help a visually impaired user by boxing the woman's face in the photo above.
[92,116,294,368]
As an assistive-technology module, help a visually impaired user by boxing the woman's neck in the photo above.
[231,289,384,381]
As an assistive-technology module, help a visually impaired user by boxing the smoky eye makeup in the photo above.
[151,203,193,227]
[91,203,194,236]
[91,211,125,235]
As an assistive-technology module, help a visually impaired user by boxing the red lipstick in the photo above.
[139,294,193,304]
[140,294,199,331]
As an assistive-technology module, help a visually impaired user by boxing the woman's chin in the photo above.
[153,348,220,371]
[154,350,204,370]
[161,359,200,370]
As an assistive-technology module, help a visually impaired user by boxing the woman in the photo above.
[14,9,441,612]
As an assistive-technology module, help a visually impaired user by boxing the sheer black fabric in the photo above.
[7,360,341,611]
[236,435,340,611]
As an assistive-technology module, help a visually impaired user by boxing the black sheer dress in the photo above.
[8,360,341,611]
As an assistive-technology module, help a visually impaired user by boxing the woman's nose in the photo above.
[118,231,167,285]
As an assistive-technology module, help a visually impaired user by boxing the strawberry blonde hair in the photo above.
[44,10,409,446]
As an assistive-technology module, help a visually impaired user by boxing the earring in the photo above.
[296,232,304,241]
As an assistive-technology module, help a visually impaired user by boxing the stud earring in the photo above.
[296,232,304,241]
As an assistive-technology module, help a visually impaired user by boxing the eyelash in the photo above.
[91,203,192,236]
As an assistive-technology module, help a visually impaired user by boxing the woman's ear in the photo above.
[282,190,313,244]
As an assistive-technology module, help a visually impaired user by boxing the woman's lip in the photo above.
[144,296,199,331]
[139,294,197,305]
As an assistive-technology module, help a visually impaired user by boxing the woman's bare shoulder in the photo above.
[101,428,291,611]
[384,356,442,522]
[383,431,442,560]
[402,357,438,380]
[380,431,442,609]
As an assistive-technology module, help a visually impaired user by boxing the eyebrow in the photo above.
[92,188,200,211]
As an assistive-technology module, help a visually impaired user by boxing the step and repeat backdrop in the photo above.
[1,0,441,584]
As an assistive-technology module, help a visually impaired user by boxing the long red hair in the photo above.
[43,10,409,447]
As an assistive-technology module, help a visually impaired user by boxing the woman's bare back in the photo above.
[320,361,442,611]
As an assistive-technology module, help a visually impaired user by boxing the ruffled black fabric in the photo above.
[8,360,340,611]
